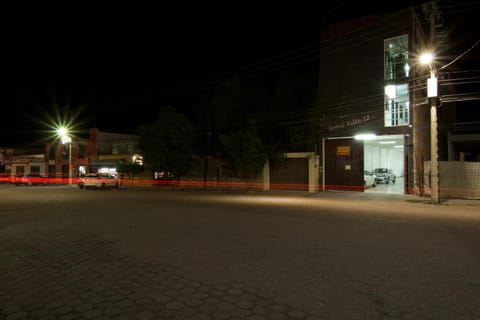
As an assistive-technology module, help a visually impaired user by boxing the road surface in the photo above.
[1,185,479,319]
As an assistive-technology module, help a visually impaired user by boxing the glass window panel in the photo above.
[385,84,409,127]
[384,35,409,80]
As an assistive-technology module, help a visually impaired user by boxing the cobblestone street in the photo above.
[1,231,322,320]
[1,186,480,319]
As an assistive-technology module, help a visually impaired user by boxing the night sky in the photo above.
[0,1,477,146]
[1,3,324,146]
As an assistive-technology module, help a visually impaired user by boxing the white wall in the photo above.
[364,143,404,177]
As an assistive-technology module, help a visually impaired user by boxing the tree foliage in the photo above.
[220,126,266,179]
[138,106,196,177]
[116,163,143,180]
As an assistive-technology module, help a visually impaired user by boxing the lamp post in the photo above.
[57,127,72,185]
[420,53,439,203]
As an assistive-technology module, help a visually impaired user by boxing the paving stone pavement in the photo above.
[0,232,324,320]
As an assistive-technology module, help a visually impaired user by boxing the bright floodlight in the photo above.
[354,134,376,140]
[420,52,434,65]
[56,127,68,137]
[385,85,396,99]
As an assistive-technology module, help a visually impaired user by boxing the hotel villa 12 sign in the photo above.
[337,146,351,156]
[328,113,376,132]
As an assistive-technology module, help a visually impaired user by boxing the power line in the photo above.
[167,4,431,95]
[162,2,479,131]
[440,39,480,70]
[439,1,480,15]
[175,1,477,96]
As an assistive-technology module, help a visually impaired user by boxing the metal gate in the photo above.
[324,138,364,191]
[270,158,309,191]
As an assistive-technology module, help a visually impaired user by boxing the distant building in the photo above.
[9,147,45,176]
[44,128,143,178]
[0,148,14,174]
[312,2,450,195]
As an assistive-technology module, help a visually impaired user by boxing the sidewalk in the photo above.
[143,184,480,207]
[48,181,480,207]
[310,190,480,207]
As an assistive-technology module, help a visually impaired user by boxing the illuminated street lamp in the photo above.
[420,52,439,203]
[56,127,72,185]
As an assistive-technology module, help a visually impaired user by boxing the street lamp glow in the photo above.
[420,52,434,65]
[56,126,73,186]
[56,127,69,137]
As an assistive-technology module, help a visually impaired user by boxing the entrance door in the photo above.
[324,138,364,191]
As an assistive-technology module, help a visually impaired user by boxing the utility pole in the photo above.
[429,70,439,203]
[203,117,211,190]
[427,2,440,203]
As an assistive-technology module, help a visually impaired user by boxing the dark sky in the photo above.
[0,1,477,146]
[1,3,328,146]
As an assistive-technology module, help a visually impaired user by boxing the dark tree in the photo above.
[138,106,197,178]
[116,163,143,180]
[220,126,266,180]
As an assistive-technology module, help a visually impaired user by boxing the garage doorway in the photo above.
[324,138,364,191]
[364,135,404,194]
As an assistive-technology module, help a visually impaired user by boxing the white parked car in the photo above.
[372,168,396,184]
[364,171,377,188]
[78,173,120,189]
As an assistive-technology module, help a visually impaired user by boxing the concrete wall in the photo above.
[179,153,320,193]
[424,161,480,199]
[11,154,46,176]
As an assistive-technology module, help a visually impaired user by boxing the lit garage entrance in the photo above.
[364,135,405,194]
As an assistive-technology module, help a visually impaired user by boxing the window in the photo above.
[62,144,69,159]
[127,143,135,154]
[112,143,119,155]
[78,165,86,177]
[62,165,69,178]
[30,166,40,174]
[49,146,56,160]
[112,141,140,154]
[48,165,56,178]
[78,144,86,158]
[384,35,409,80]
[384,35,409,127]
[385,84,409,127]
